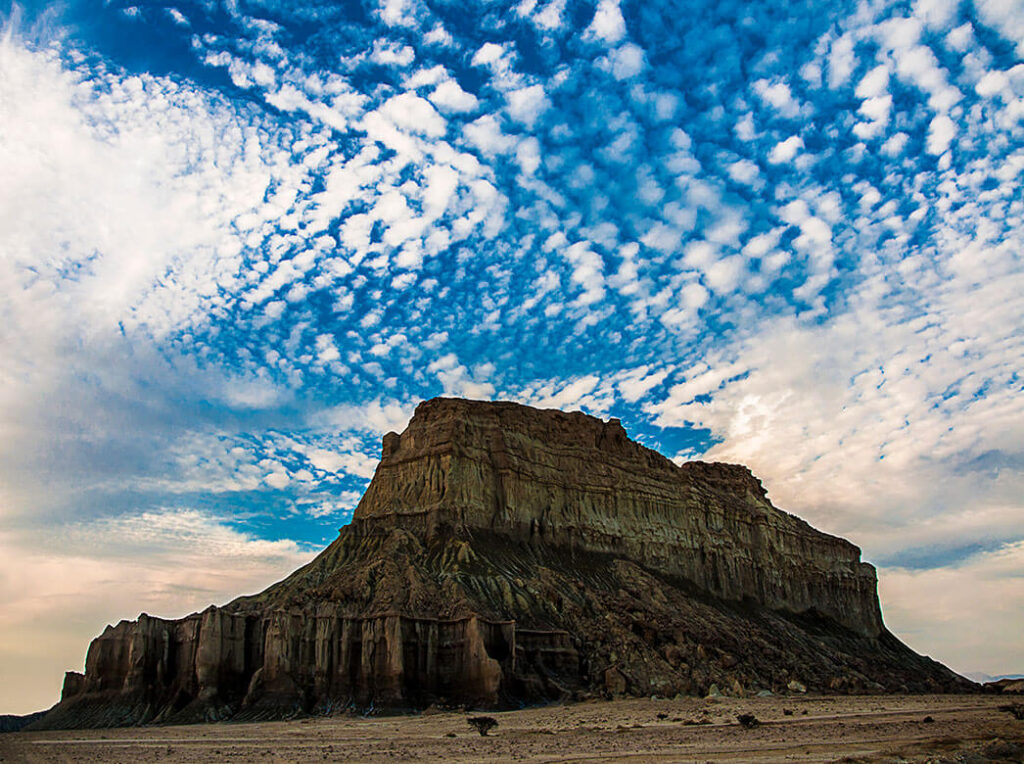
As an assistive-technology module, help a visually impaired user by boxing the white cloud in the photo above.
[768,135,803,164]
[926,113,956,154]
[515,136,542,175]
[601,43,645,80]
[463,114,515,155]
[703,254,745,293]
[913,0,958,30]
[585,0,626,44]
[317,399,415,435]
[563,241,606,305]
[855,64,890,99]
[753,78,801,118]
[647,251,1024,561]
[516,375,612,414]
[881,131,909,156]
[827,34,856,89]
[375,0,420,27]
[529,0,566,32]
[975,69,1010,98]
[506,84,550,127]
[369,40,415,67]
[429,79,479,113]
[615,365,670,403]
[727,158,761,186]
[376,92,447,137]
[427,354,496,399]
[306,490,362,519]
[423,22,454,47]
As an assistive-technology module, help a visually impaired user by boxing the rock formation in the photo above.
[33,398,971,728]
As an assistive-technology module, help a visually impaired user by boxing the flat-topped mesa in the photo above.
[35,396,968,731]
[353,397,883,637]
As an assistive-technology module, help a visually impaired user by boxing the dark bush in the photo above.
[468,716,498,736]
[737,713,760,729]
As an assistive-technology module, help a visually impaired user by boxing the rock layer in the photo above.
[34,398,971,728]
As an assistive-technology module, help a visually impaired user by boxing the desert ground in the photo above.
[2,694,1021,763]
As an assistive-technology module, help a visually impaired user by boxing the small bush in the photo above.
[737,714,760,729]
[468,716,498,736]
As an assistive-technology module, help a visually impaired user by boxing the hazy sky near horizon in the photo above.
[1,0,1022,714]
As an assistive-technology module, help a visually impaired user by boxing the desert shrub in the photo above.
[468,716,498,736]
[737,714,760,729]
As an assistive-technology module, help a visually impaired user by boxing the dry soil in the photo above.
[2,694,1022,763]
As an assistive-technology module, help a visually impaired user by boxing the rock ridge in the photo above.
[33,397,971,729]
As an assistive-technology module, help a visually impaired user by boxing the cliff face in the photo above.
[34,398,969,729]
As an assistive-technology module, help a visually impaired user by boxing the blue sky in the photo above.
[1,0,1022,713]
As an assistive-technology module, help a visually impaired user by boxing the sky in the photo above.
[0,0,1022,714]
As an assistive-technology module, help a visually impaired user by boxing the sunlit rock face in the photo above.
[34,398,970,729]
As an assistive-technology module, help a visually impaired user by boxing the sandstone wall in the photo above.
[53,607,515,725]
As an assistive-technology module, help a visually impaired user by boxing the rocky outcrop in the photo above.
[33,398,971,729]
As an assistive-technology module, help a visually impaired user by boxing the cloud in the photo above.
[375,92,447,137]
[369,40,415,67]
[646,254,1024,561]
[926,113,956,154]
[429,78,479,113]
[427,353,496,398]
[505,84,550,127]
[768,135,803,164]
[753,78,802,118]
[585,0,626,44]
[726,158,762,187]
[600,43,645,80]
[463,113,515,155]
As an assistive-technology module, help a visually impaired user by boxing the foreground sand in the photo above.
[2,694,1021,763]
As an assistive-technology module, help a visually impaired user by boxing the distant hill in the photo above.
[963,672,1024,683]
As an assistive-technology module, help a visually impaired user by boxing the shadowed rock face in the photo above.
[34,398,971,729]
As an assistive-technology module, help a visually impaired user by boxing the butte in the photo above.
[33,397,970,728]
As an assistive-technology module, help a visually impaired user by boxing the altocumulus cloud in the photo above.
[0,0,1022,712]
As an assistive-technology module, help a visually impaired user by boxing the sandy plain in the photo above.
[2,694,1021,763]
